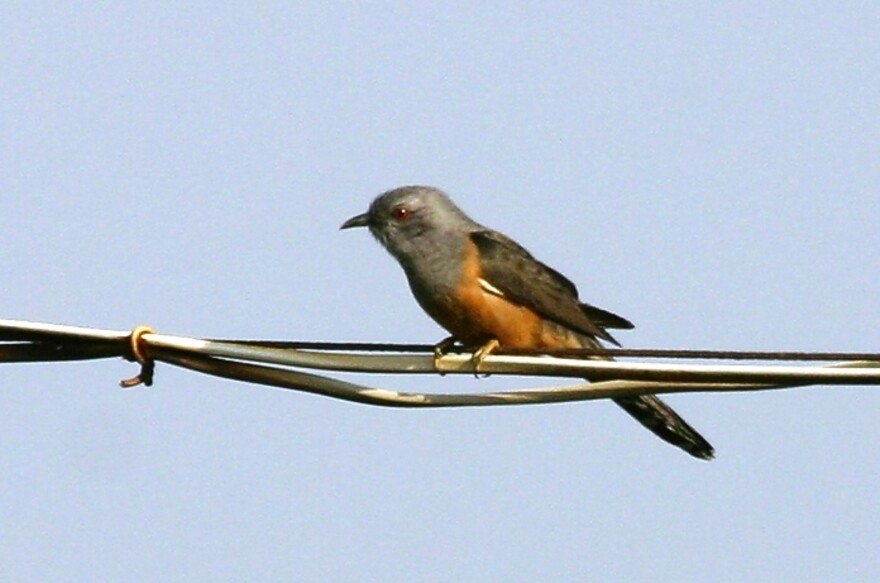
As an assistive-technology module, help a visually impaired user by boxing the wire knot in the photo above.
[120,325,155,388]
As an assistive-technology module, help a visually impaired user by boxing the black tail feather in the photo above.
[613,395,714,460]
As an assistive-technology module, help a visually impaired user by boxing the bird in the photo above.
[341,185,714,460]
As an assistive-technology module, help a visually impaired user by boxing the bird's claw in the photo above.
[433,336,457,372]
[433,337,499,377]
[471,339,500,377]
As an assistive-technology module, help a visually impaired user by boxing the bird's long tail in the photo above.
[613,395,715,460]
[548,324,714,459]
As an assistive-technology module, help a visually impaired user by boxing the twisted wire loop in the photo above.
[120,325,156,388]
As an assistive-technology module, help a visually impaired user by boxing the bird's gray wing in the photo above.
[579,302,635,330]
[470,230,631,346]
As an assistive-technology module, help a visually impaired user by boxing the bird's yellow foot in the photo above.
[471,339,500,376]
[433,336,458,371]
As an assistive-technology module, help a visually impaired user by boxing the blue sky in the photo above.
[2,3,878,581]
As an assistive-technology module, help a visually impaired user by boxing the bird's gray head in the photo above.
[341,186,478,263]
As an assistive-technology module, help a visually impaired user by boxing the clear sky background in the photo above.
[2,3,878,582]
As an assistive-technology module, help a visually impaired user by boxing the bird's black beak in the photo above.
[340,212,370,230]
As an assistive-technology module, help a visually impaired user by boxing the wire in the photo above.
[1,319,878,407]
[212,339,880,362]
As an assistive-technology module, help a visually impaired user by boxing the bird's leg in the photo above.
[433,335,458,371]
[471,338,500,375]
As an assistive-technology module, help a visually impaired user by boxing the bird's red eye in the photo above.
[391,206,411,221]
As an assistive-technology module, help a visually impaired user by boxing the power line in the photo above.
[1,319,877,410]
